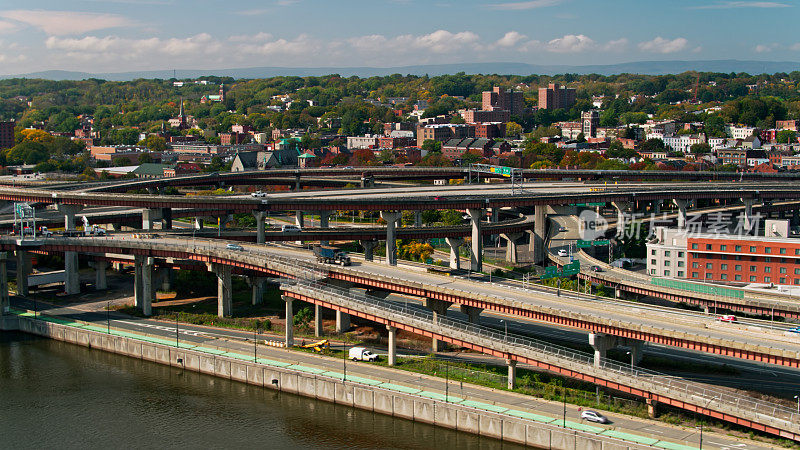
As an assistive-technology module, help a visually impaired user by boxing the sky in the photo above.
[0,0,798,74]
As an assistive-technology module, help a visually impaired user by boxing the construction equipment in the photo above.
[299,339,330,352]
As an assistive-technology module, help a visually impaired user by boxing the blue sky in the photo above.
[0,0,797,74]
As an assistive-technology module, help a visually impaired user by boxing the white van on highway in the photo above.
[281,225,301,232]
[349,347,379,362]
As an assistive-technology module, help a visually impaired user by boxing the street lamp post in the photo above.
[254,324,259,362]
[175,313,179,348]
[561,380,567,427]
[795,395,799,414]
[107,301,110,335]
[343,342,347,383]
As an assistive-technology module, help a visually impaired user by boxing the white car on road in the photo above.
[580,410,609,423]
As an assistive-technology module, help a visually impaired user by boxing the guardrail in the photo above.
[284,279,799,431]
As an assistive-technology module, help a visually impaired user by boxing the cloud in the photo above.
[602,38,629,52]
[238,34,319,56]
[489,0,562,10]
[0,10,132,35]
[493,31,528,48]
[0,20,18,34]
[689,1,790,8]
[414,30,480,53]
[791,43,800,51]
[45,33,221,58]
[755,43,778,53]
[546,34,595,53]
[637,36,689,53]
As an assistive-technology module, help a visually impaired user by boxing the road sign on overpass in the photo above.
[577,239,610,248]
[542,261,580,279]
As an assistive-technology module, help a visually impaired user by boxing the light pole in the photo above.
[107,301,110,335]
[561,380,567,427]
[175,313,179,348]
[795,395,799,414]
[697,396,719,450]
[342,342,347,383]
[254,324,259,362]
[500,319,507,342]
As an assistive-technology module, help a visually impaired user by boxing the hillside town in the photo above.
[1,72,800,179]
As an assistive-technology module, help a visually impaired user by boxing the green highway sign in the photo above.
[570,202,605,207]
[541,261,580,279]
[577,239,610,248]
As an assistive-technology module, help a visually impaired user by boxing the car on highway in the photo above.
[580,410,609,424]
[558,226,568,232]
[251,191,267,198]
[225,243,244,251]
[557,249,568,257]
[590,265,603,272]
[281,224,301,232]
[789,326,800,334]
[716,314,737,323]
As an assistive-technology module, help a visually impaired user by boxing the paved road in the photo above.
[8,296,771,450]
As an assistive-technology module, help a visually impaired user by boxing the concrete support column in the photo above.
[64,251,80,295]
[294,175,301,191]
[283,295,294,347]
[673,199,688,229]
[162,208,172,230]
[629,340,644,366]
[314,304,323,337]
[380,211,401,266]
[142,208,164,230]
[501,232,523,264]
[295,210,305,228]
[134,255,153,316]
[742,198,756,234]
[159,268,173,292]
[459,304,483,324]
[94,260,108,290]
[0,253,8,315]
[16,251,31,297]
[612,201,631,236]
[360,240,378,261]
[507,359,517,390]
[336,310,351,333]
[425,298,452,352]
[253,211,266,244]
[532,205,546,264]
[317,211,331,245]
[194,218,204,230]
[646,399,658,419]
[467,208,484,272]
[413,211,422,228]
[652,200,662,214]
[250,276,266,306]
[445,237,464,270]
[387,325,397,366]
[589,332,617,368]
[208,263,232,318]
[57,204,83,231]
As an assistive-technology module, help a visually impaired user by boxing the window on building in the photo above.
[651,259,656,265]
[765,247,772,254]
[678,251,684,257]
[735,264,742,271]
[780,267,787,274]
[765,276,771,283]
[650,269,656,275]
[750,246,757,252]
[720,255,727,260]
[795,279,800,285]
[735,245,742,252]
[664,270,670,276]
[651,249,656,255]
[781,258,787,263]
[678,261,684,267]
[780,277,787,284]
[692,272,699,278]
[750,265,757,272]
[705,273,713,279]
[692,262,699,268]
[735,274,742,281]
[721,274,728,280]
[691,243,699,250]
[780,248,787,255]
[765,266,772,273]
[706,244,712,250]
[765,257,771,263]
[721,264,728,270]
[796,249,800,256]
[735,255,742,260]
[705,263,713,269]
[720,245,727,251]
[795,268,800,275]
[678,271,684,277]
[750,275,757,282]
[665,261,671,267]
[664,250,671,257]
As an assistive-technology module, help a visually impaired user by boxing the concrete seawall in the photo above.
[11,317,654,450]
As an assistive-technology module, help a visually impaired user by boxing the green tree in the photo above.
[421,139,441,152]
[690,143,711,155]
[505,121,523,137]
[777,130,797,144]
[139,135,167,152]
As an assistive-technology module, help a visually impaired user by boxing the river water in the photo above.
[1,332,525,449]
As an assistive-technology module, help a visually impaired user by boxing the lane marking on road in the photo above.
[115,320,211,337]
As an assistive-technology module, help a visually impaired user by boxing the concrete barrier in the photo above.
[11,317,659,450]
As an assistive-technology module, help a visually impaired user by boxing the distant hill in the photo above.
[4,60,800,81]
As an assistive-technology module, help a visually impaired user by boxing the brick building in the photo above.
[482,87,524,116]
[0,121,14,149]
[416,124,475,147]
[538,83,576,110]
[474,122,506,139]
[461,109,511,124]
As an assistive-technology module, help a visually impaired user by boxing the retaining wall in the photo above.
[12,317,653,450]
